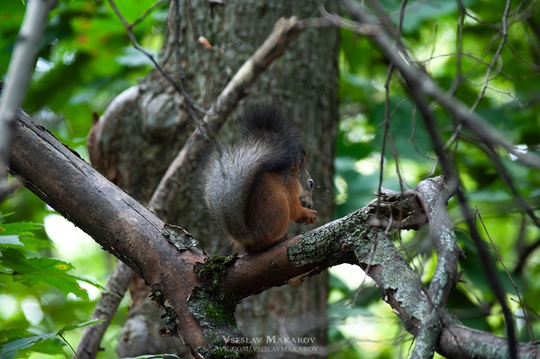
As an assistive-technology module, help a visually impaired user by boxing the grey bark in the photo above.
[0,0,54,198]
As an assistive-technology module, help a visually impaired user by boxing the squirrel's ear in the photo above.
[295,150,307,170]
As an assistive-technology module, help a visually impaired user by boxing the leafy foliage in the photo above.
[1,0,167,150]
[0,216,105,356]
[0,319,102,359]
[2,249,88,300]
[1,0,168,357]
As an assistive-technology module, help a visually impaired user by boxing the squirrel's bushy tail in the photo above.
[200,103,304,242]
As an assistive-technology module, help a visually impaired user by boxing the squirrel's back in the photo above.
[200,103,317,252]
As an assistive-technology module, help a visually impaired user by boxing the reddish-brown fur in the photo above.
[242,162,317,253]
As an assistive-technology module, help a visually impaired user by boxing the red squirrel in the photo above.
[200,103,318,253]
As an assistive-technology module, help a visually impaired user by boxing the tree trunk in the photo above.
[89,1,338,357]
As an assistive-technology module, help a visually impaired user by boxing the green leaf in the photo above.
[0,220,40,234]
[0,249,89,300]
[0,320,102,358]
[0,220,49,251]
[0,332,62,359]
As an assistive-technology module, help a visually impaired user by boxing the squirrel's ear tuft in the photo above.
[295,150,307,170]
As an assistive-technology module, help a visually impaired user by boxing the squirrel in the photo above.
[200,103,318,253]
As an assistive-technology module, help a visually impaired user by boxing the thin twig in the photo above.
[375,63,393,217]
[476,208,535,342]
[483,143,540,227]
[107,0,206,120]
[324,3,540,169]
[470,0,512,111]
[515,235,540,274]
[130,0,168,29]
[450,1,466,97]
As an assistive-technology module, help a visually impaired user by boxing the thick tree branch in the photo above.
[413,178,462,358]
[438,324,539,359]
[83,15,313,356]
[9,112,540,357]
[9,112,209,352]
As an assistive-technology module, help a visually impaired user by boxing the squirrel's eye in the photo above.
[308,179,314,189]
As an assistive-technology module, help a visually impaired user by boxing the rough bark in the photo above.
[9,111,208,352]
[10,114,540,357]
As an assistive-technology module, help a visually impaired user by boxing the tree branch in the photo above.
[332,3,521,357]
[0,0,55,199]
[74,262,132,359]
[9,112,209,353]
[413,177,462,358]
[438,324,539,359]
[469,0,511,111]
[8,112,540,357]
[82,15,312,356]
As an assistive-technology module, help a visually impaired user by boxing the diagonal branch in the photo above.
[79,15,311,356]
[74,261,132,359]
[9,112,209,353]
[0,0,56,199]
[470,0,512,111]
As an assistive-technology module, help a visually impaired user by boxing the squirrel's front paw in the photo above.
[300,209,318,224]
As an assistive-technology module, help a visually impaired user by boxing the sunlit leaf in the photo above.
[0,249,89,300]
